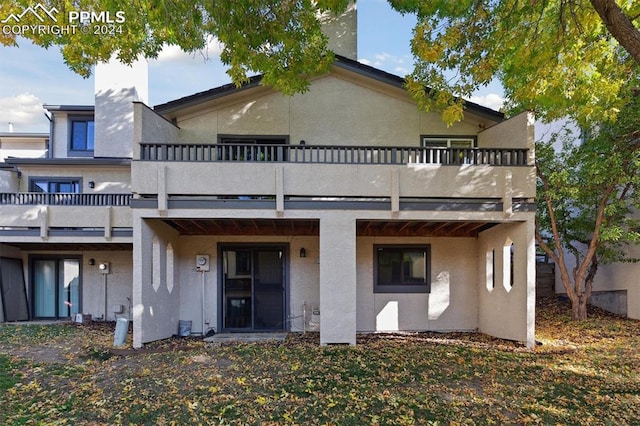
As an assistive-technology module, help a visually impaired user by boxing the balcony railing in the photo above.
[140,143,529,166]
[0,193,132,206]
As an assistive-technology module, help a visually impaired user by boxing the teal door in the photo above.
[32,257,80,319]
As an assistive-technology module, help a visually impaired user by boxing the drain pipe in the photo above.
[201,270,206,336]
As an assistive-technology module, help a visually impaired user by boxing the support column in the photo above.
[319,213,357,345]
[132,214,152,348]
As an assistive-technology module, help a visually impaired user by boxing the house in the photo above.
[0,5,537,348]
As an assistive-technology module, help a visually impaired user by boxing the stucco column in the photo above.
[132,214,152,348]
[319,213,357,345]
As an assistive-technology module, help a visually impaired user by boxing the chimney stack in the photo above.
[94,56,148,158]
[320,2,357,60]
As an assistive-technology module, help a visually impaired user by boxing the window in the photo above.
[422,136,475,148]
[374,245,430,293]
[421,136,476,164]
[69,117,95,153]
[30,178,80,193]
[218,135,288,161]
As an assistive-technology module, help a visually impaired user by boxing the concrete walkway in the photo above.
[204,332,287,343]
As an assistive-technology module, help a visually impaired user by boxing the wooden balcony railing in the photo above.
[0,193,132,206]
[139,143,529,166]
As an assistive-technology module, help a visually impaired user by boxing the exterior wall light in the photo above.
[88,258,95,265]
[300,248,306,258]
[88,181,95,188]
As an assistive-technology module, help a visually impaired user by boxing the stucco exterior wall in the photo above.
[171,75,485,146]
[173,235,320,335]
[133,162,535,200]
[80,250,133,321]
[18,166,131,193]
[94,58,148,159]
[51,112,70,158]
[478,111,535,164]
[0,170,18,192]
[477,220,535,347]
[133,102,179,160]
[133,218,180,347]
[0,139,47,161]
[556,243,640,319]
[356,236,479,332]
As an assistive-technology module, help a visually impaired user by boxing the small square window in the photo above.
[374,245,431,293]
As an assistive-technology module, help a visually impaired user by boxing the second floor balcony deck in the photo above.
[139,143,530,166]
[133,143,536,206]
[0,192,132,206]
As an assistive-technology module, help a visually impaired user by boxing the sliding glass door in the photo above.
[32,257,80,319]
[221,246,286,331]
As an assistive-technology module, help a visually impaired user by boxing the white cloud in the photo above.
[152,37,223,65]
[0,93,47,132]
[467,93,505,111]
[359,52,411,76]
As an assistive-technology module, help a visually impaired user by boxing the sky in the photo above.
[0,0,505,133]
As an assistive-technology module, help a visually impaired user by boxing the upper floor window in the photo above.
[218,135,288,161]
[69,117,94,155]
[422,136,475,148]
[30,178,80,193]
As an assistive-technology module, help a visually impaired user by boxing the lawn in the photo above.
[0,298,638,425]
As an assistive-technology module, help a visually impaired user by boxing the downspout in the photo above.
[44,111,53,158]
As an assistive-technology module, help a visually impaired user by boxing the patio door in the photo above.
[32,257,80,319]
[221,246,286,331]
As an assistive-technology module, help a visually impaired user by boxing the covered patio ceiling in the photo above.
[162,218,497,238]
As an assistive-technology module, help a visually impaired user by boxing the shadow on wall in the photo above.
[375,270,451,331]
[95,87,138,158]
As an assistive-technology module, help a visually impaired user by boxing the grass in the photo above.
[0,298,638,425]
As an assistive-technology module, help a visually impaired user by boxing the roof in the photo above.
[0,132,49,139]
[4,157,131,166]
[154,55,505,121]
[43,105,94,113]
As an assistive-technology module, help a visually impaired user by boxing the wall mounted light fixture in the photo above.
[299,248,306,258]
[88,258,95,265]
[88,181,95,188]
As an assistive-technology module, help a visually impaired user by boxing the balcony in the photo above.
[140,143,529,166]
[133,143,535,205]
[0,192,133,241]
[0,193,132,206]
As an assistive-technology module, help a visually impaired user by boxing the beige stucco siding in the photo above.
[17,166,131,194]
[356,237,479,332]
[169,74,488,146]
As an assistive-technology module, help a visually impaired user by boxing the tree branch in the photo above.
[590,0,640,65]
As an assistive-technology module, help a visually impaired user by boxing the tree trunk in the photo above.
[572,293,589,320]
[590,0,640,66]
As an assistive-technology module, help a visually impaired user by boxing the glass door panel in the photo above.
[222,247,285,331]
[253,250,284,330]
[223,250,252,329]
[59,260,80,317]
[34,260,56,317]
[33,258,81,319]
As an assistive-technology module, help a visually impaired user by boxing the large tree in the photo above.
[2,1,638,122]
[0,0,350,94]
[389,0,640,125]
[535,97,640,320]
